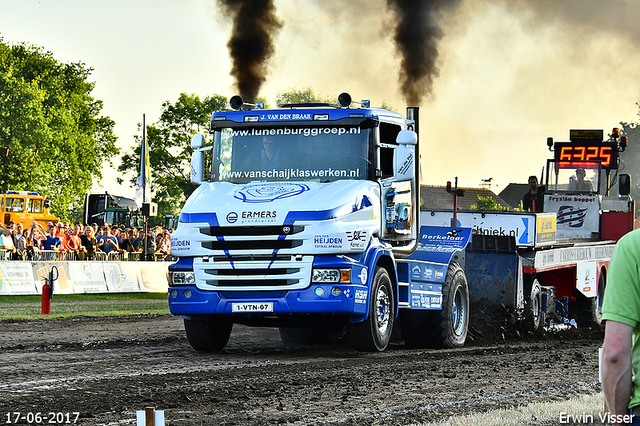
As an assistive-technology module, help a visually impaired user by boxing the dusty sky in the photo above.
[1,0,640,198]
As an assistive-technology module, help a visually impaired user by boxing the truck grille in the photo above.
[202,240,303,250]
[201,225,304,236]
[194,255,313,291]
[194,225,312,291]
[200,225,305,252]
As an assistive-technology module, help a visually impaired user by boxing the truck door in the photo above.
[378,121,416,245]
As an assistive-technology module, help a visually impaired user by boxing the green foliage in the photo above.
[619,110,640,215]
[117,93,227,215]
[276,87,335,106]
[470,195,509,211]
[275,87,396,110]
[378,100,397,111]
[0,38,118,220]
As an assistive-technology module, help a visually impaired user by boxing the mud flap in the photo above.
[465,235,518,332]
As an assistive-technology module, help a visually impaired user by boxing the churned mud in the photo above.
[0,315,604,425]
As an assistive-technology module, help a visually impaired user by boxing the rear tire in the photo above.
[402,262,469,349]
[184,317,233,351]
[349,267,394,352]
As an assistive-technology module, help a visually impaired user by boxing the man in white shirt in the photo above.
[0,226,18,259]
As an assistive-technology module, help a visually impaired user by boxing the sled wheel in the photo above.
[525,280,543,331]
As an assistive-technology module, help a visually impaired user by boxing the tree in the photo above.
[618,109,640,216]
[117,93,227,215]
[276,87,334,106]
[470,195,509,211]
[275,87,397,110]
[0,39,118,221]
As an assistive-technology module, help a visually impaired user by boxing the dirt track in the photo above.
[0,315,604,425]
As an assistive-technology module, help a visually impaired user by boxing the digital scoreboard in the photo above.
[553,129,618,170]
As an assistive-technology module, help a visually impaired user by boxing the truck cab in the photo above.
[0,191,59,228]
[84,192,140,228]
[168,94,421,351]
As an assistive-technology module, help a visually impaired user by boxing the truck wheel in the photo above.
[183,317,233,351]
[572,273,605,329]
[524,280,543,331]
[348,267,394,352]
[402,262,469,349]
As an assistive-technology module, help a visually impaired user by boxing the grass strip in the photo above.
[413,391,606,426]
[0,292,170,320]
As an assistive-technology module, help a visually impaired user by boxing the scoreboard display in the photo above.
[553,142,618,170]
[553,130,618,170]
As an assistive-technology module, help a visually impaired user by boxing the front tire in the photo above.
[184,317,233,351]
[349,267,394,352]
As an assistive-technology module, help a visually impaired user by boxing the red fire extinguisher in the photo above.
[41,266,58,315]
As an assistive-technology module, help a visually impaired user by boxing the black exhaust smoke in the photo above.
[217,0,283,101]
[386,0,461,106]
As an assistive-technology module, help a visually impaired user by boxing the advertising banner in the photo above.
[0,261,171,295]
[0,262,38,295]
[420,211,556,247]
[544,194,600,240]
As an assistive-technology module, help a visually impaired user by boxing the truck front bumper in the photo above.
[168,283,369,316]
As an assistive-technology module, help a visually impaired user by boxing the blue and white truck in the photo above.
[167,94,633,352]
[168,94,474,351]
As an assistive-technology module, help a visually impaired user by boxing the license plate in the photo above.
[232,302,274,313]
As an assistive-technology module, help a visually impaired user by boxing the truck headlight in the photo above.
[171,271,195,286]
[312,268,351,283]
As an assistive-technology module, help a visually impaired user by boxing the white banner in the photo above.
[0,262,38,295]
[0,261,171,295]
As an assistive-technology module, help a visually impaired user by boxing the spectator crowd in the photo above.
[0,220,174,261]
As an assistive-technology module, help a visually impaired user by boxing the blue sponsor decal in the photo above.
[409,226,471,265]
[171,239,191,251]
[557,205,587,228]
[354,195,372,211]
[226,212,238,223]
[234,182,310,203]
[519,217,529,245]
[179,212,219,226]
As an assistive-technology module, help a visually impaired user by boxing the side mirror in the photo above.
[396,129,417,146]
[191,134,205,150]
[394,130,417,181]
[191,150,205,185]
[394,145,415,181]
[620,174,631,196]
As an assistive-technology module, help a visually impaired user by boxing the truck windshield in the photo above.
[211,126,373,183]
[546,161,600,194]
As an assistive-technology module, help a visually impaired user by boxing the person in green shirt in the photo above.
[602,228,640,425]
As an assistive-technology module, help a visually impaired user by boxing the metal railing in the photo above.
[0,249,176,262]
